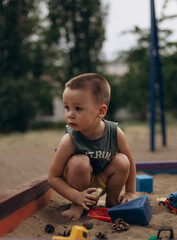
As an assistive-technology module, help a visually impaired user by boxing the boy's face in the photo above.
[63,87,101,133]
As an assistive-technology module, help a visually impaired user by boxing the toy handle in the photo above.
[157,227,174,239]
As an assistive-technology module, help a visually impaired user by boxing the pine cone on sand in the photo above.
[83,221,94,230]
[112,218,129,232]
[95,231,107,239]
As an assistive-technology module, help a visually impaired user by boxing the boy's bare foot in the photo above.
[61,203,84,221]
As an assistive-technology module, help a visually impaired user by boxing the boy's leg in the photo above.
[61,154,92,220]
[99,153,130,207]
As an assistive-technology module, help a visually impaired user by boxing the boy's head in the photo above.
[65,73,111,107]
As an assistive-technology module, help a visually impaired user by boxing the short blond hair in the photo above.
[65,73,111,107]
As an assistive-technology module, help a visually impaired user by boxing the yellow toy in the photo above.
[52,226,89,240]
[156,197,167,206]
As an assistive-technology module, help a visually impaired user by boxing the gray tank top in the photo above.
[66,119,118,175]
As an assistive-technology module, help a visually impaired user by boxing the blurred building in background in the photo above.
[35,96,65,123]
[105,60,128,76]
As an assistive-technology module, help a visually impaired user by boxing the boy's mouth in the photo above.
[68,122,77,128]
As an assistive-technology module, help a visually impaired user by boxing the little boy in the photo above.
[48,73,137,221]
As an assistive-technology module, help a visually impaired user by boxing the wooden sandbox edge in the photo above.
[0,174,54,237]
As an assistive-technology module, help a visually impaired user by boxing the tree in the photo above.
[0,78,37,132]
[0,0,41,78]
[116,0,177,121]
[157,0,177,118]
[162,51,177,118]
[117,27,150,121]
[46,0,107,84]
[0,0,54,132]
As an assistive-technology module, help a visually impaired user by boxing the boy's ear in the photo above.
[98,104,107,119]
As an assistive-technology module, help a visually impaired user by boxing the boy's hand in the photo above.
[117,192,137,204]
[74,187,97,211]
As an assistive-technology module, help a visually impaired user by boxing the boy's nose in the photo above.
[68,110,75,119]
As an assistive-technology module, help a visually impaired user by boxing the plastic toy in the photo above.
[52,226,89,240]
[136,174,153,193]
[87,208,112,222]
[156,197,167,206]
[165,191,177,214]
[148,227,174,240]
[87,188,103,206]
[90,188,103,200]
[108,195,153,226]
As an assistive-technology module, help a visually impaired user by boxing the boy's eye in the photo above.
[64,106,69,110]
[76,107,82,111]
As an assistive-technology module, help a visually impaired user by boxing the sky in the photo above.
[102,0,177,60]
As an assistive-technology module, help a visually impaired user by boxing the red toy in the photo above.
[165,191,177,214]
[87,208,112,222]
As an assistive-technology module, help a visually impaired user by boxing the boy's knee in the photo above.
[113,153,130,173]
[67,154,91,174]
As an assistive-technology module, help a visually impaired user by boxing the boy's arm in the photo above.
[48,133,76,199]
[48,133,96,209]
[117,127,137,202]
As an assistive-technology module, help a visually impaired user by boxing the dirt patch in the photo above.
[1,125,177,192]
[0,129,64,192]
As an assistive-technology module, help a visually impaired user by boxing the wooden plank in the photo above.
[0,174,51,221]
[136,160,177,171]
[0,188,54,237]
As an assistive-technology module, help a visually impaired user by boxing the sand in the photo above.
[1,125,177,239]
[4,173,177,239]
[1,125,177,192]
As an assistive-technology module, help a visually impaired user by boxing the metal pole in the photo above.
[149,0,166,150]
[154,22,166,146]
[149,0,156,151]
